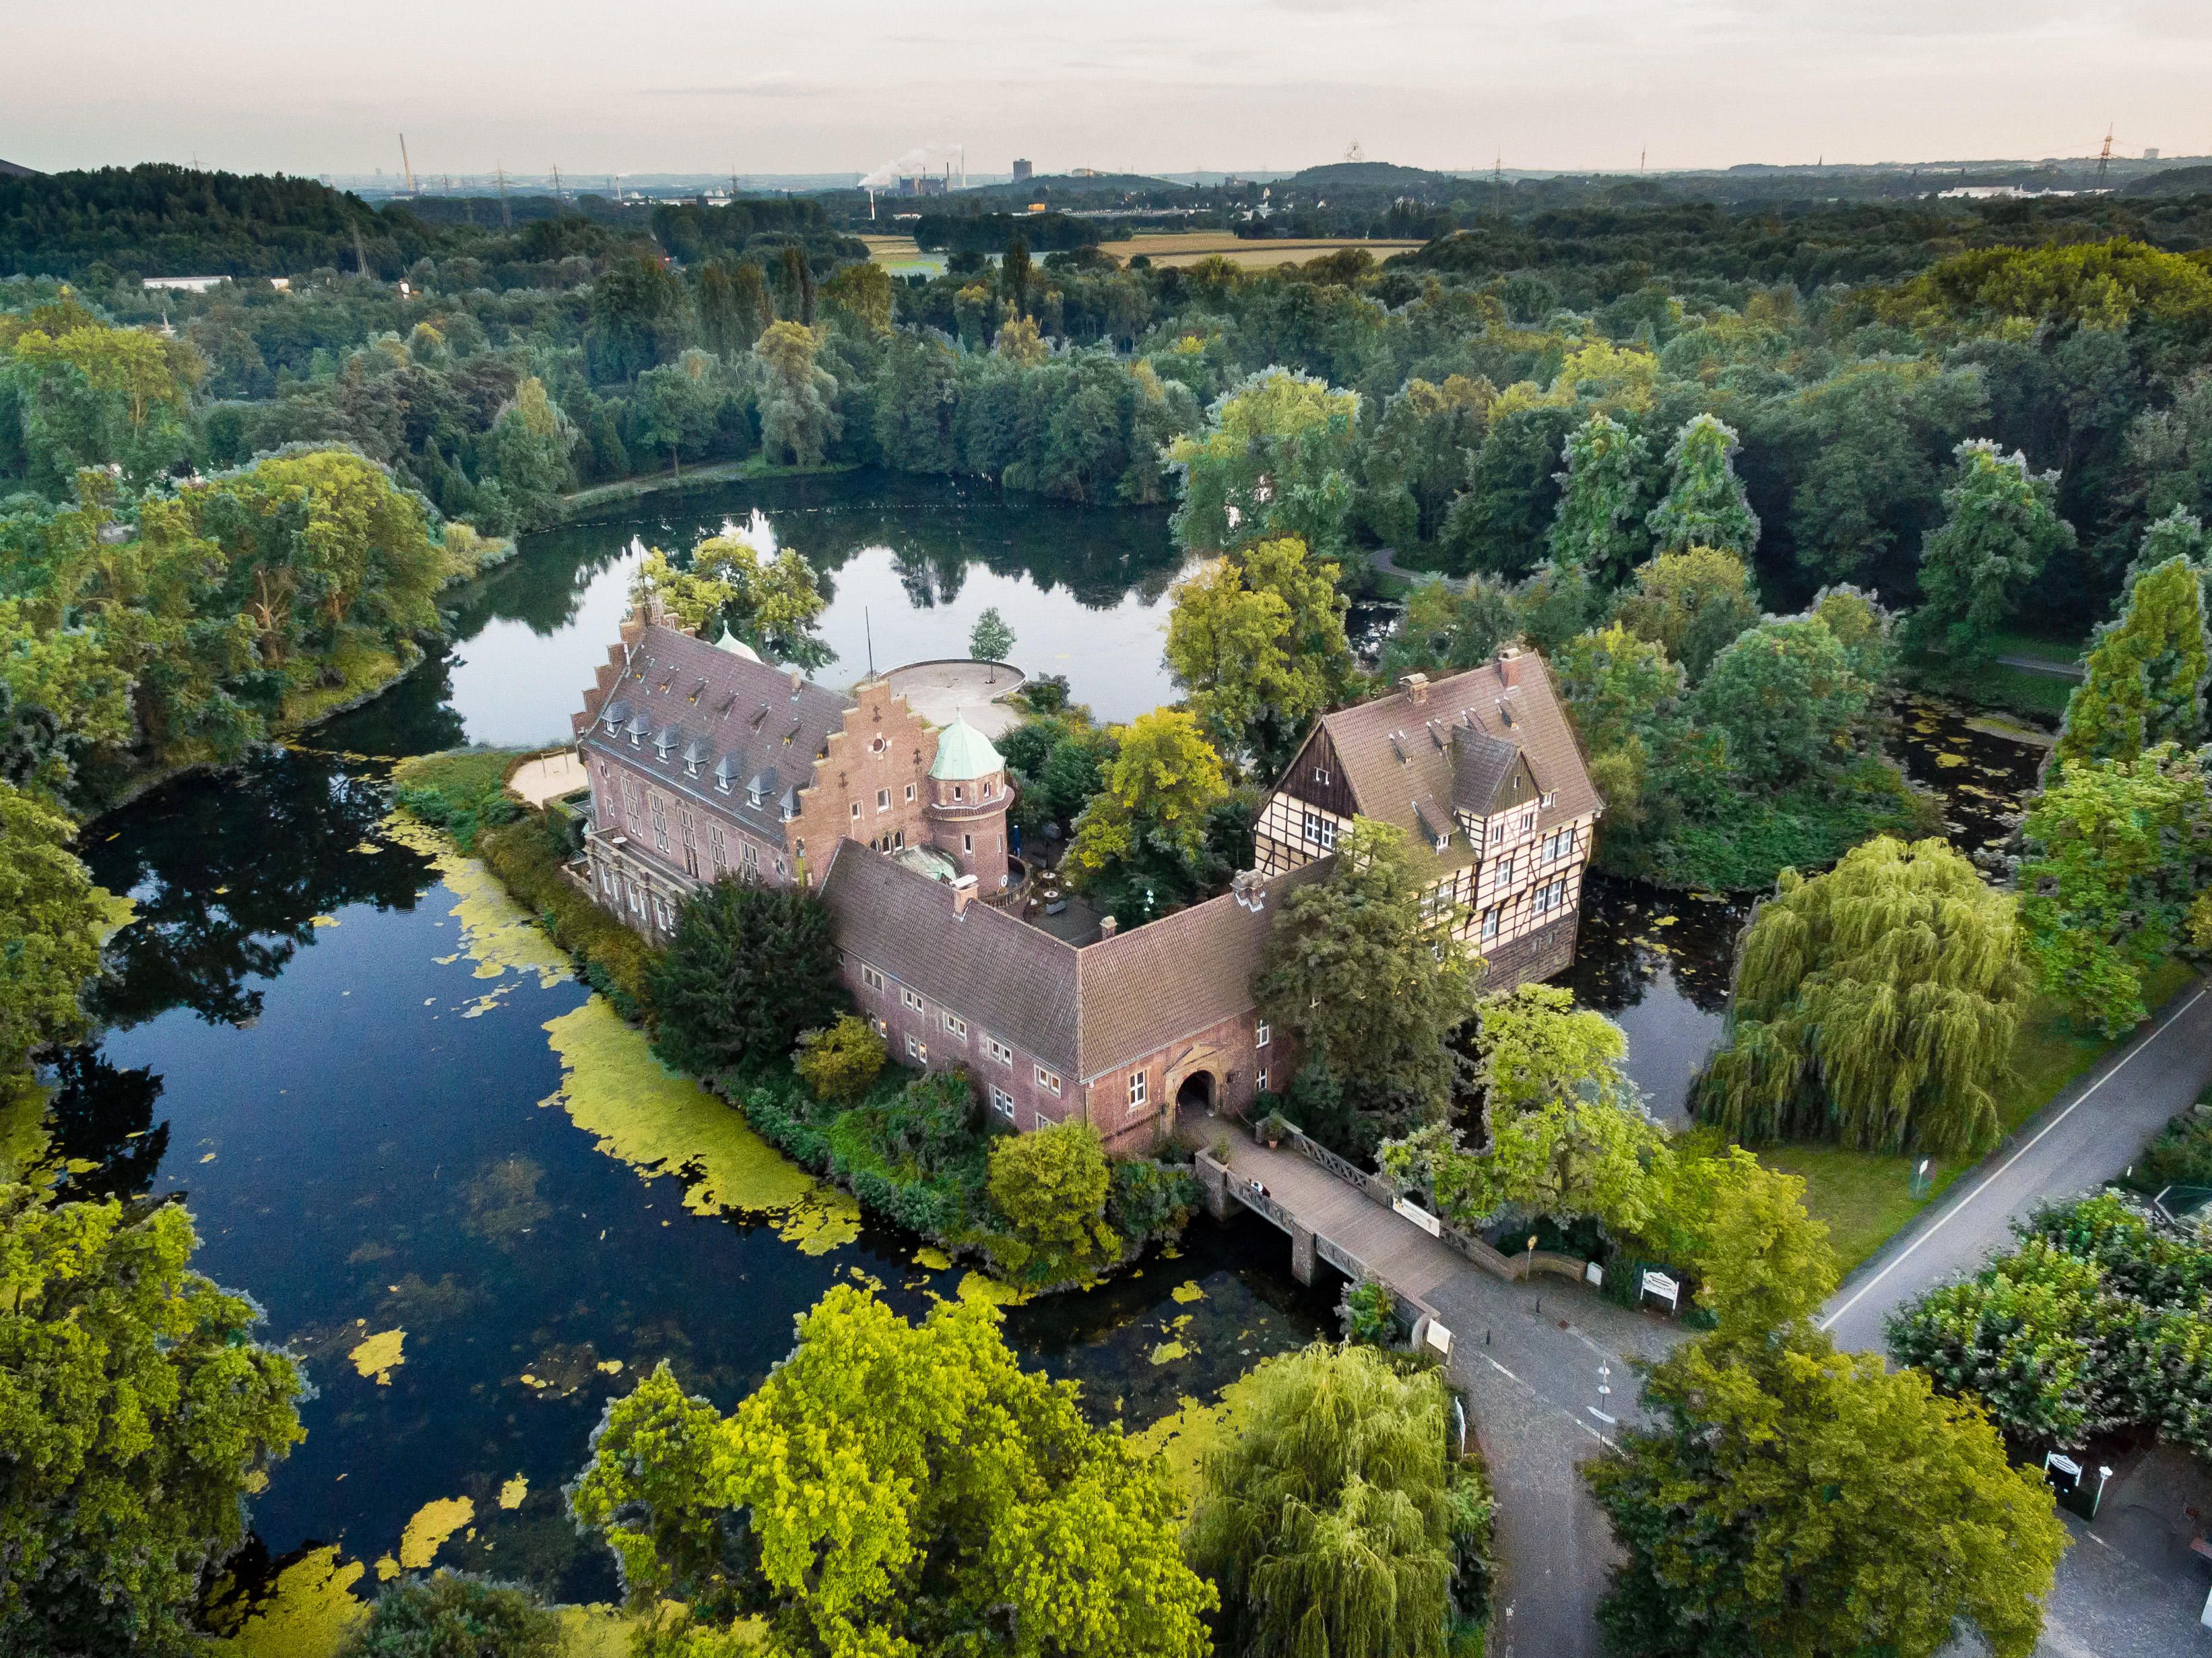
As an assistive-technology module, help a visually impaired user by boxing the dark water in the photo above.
[56,474,1326,1606]
[49,473,2044,1603]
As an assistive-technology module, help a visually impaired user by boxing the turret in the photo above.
[925,715,1013,890]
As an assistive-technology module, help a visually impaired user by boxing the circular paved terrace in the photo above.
[882,659,1027,738]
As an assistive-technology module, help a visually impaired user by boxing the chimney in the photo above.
[1497,647,1523,689]
[950,874,977,918]
[1400,671,1431,705]
[787,666,805,699]
[1099,914,1119,939]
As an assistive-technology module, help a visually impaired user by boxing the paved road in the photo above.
[1821,972,2212,1353]
[1210,1130,1686,1658]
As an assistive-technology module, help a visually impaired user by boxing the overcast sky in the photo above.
[8,1,2208,181]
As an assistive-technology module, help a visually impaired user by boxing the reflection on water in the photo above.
[427,470,1190,747]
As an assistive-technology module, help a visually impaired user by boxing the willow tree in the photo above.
[1188,1343,1477,1658]
[1646,414,1759,559]
[2054,552,2209,767]
[1697,836,2033,1155]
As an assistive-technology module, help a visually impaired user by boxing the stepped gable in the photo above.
[572,620,851,848]
[1318,653,1600,846]
[818,841,1081,1077]
[1075,860,1326,1080]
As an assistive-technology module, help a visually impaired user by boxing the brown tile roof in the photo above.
[818,841,1331,1086]
[575,623,852,848]
[818,840,1082,1076]
[1075,860,1327,1080]
[1318,652,1600,860]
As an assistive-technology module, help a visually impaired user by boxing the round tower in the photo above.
[925,715,1013,891]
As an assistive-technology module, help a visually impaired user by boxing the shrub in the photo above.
[1106,1157,1199,1248]
[794,1015,887,1105]
[2130,1102,2212,1194]
[1342,1278,1400,1346]
[650,878,845,1077]
[341,1573,558,1658]
[985,1121,1119,1280]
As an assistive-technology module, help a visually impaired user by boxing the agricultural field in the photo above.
[1096,231,1425,267]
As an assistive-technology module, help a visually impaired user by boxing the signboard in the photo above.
[1584,1261,1605,1288]
[1394,1196,1443,1236]
[1424,1318,1453,1356]
[1641,1269,1681,1312]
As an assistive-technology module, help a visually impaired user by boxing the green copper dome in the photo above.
[929,715,1004,782]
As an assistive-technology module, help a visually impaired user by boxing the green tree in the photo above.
[476,375,577,532]
[969,605,1015,668]
[2054,552,2209,767]
[1690,613,1876,790]
[1377,576,1522,682]
[1609,546,1761,681]
[1167,369,1361,558]
[339,1573,558,1658]
[1165,536,1350,769]
[819,260,894,338]
[1698,836,2034,1155]
[1253,818,1474,1146]
[1188,1343,1479,1658]
[2018,744,2212,1033]
[986,1120,1119,1279]
[1,314,199,494]
[1440,403,1578,580]
[587,253,688,381]
[568,1287,1213,1658]
[874,330,961,474]
[630,528,829,670]
[753,321,842,468]
[794,1015,887,1106]
[630,348,727,476]
[1905,439,2077,672]
[1361,375,1493,545]
[1548,410,1650,586]
[1,1181,306,1655]
[649,878,845,1079]
[1586,1324,2065,1658]
[0,779,107,1077]
[1645,414,1759,559]
[1065,709,1230,915]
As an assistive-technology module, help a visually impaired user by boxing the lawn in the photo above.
[1762,957,2200,1271]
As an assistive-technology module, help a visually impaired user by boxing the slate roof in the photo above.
[575,623,851,849]
[819,841,1327,1084]
[1316,653,1600,866]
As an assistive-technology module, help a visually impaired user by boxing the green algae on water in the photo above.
[208,1545,370,1658]
[540,997,860,1254]
[383,813,572,987]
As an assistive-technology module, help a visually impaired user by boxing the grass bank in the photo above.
[1762,957,2200,1270]
[559,455,859,519]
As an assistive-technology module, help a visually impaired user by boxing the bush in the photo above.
[341,1573,558,1658]
[985,1120,1120,1281]
[650,878,845,1077]
[1106,1157,1200,1249]
[1342,1279,1400,1346]
[2129,1101,2212,1193]
[794,1015,887,1104]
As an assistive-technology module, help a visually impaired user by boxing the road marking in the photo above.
[1821,979,2212,1334]
[1487,1356,1524,1385]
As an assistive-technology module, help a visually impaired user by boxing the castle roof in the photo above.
[573,622,851,849]
[928,715,1003,782]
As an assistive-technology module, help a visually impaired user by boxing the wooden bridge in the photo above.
[1194,1122,1593,1351]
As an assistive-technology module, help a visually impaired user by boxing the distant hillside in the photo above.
[963,171,1189,204]
[2122,165,2212,199]
[1285,161,1460,195]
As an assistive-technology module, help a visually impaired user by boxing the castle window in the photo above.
[872,735,888,753]
[944,1013,968,1039]
[1256,1021,1270,1048]
[1497,854,1516,886]
[902,988,924,1014]
[851,802,861,820]
[710,827,727,872]
[1035,1066,1061,1095]
[1481,908,1499,943]
[861,963,886,993]
[905,783,916,802]
[1489,822,1503,844]
[1127,1071,1148,1110]
[989,1085,1016,1120]
[877,788,891,811]
[1302,812,1336,850]
[953,784,964,802]
[984,1037,1012,1066]
[907,1035,927,1062]
[963,833,973,854]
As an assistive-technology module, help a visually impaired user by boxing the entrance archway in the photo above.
[1175,1069,1216,1114]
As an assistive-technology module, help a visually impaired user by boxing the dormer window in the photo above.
[1540,791,1557,809]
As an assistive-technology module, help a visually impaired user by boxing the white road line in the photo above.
[1487,1356,1524,1385]
[1820,979,2212,1334]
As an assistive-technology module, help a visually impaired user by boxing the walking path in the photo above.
[1200,1126,1685,1658]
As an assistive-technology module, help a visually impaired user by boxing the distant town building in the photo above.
[894,174,948,197]
[1012,158,1033,182]
[142,276,230,294]
[2145,148,2161,161]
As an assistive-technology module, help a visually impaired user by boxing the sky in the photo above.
[8,0,2209,181]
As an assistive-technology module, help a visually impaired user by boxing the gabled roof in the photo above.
[1313,652,1600,865]
[819,841,1082,1077]
[576,623,851,847]
[1075,860,1326,1080]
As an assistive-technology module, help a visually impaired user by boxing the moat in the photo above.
[45,471,2044,1605]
